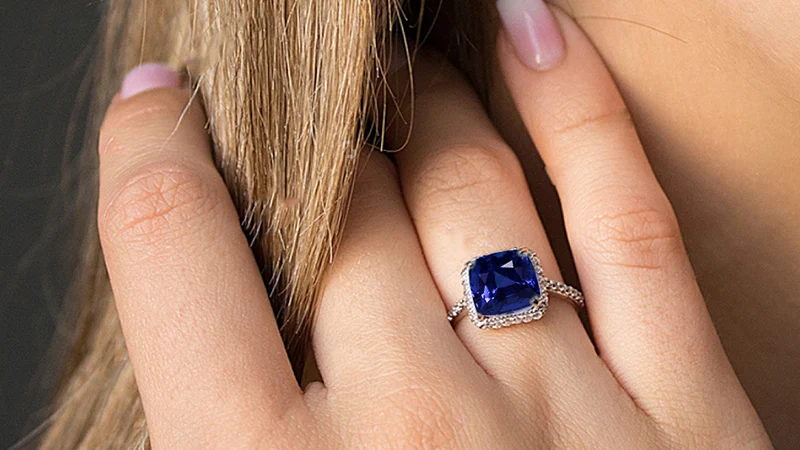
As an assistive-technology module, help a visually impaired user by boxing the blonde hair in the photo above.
[35,0,496,447]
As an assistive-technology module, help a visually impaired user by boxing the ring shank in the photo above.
[541,278,585,309]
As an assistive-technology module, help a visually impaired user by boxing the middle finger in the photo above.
[312,151,479,390]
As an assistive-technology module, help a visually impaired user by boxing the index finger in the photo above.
[97,65,303,447]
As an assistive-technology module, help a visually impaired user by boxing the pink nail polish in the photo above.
[496,0,565,71]
[119,63,181,99]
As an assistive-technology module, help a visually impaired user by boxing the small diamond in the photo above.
[468,250,541,316]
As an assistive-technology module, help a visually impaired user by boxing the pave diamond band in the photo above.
[541,279,585,309]
[447,248,584,329]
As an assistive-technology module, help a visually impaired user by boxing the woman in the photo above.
[37,0,795,447]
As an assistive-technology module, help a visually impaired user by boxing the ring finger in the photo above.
[386,49,599,395]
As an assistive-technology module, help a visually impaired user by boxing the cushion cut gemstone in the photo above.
[468,250,540,316]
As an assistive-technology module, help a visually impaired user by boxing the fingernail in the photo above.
[119,63,181,99]
[496,0,565,71]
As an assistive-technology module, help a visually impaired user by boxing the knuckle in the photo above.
[99,161,225,247]
[580,201,683,271]
[414,143,521,208]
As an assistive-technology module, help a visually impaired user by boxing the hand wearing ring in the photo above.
[94,4,769,448]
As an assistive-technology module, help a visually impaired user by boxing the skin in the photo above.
[485,2,799,446]
[96,9,770,449]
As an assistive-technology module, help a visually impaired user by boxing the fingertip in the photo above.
[496,4,626,139]
[496,5,598,75]
[496,0,566,71]
[99,78,208,163]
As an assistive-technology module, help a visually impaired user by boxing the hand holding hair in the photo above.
[95,3,770,448]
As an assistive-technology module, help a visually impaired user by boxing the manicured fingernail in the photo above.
[119,63,181,99]
[496,0,565,71]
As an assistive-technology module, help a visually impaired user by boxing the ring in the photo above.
[447,248,584,329]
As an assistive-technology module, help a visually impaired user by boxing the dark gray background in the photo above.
[1,1,99,447]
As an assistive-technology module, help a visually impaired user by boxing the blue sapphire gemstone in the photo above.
[468,250,540,316]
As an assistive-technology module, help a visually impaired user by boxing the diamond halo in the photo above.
[449,248,583,329]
